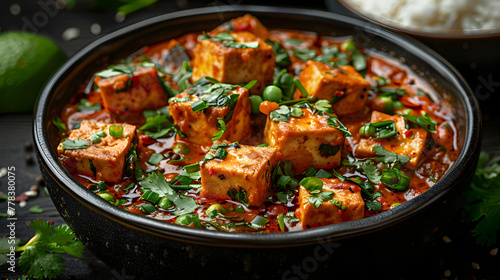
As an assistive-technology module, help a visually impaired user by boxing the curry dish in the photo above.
[54,14,460,232]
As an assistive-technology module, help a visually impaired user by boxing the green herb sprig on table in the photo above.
[462,151,500,246]
[0,220,84,280]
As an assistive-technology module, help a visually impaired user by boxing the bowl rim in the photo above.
[33,5,481,248]
[337,0,500,39]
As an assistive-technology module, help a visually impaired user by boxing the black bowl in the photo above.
[33,5,481,279]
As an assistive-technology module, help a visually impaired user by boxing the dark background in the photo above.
[1,0,499,279]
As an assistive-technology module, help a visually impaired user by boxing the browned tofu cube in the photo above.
[263,108,345,175]
[168,86,252,146]
[295,60,370,116]
[295,178,365,229]
[212,14,271,39]
[57,120,136,182]
[200,142,280,207]
[95,66,168,114]
[356,111,428,169]
[191,31,275,95]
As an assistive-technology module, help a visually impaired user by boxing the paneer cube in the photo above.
[295,60,370,116]
[356,111,429,169]
[200,142,279,207]
[295,178,365,229]
[95,66,168,114]
[57,120,136,182]
[168,86,252,146]
[191,31,275,95]
[212,14,271,39]
[263,108,345,174]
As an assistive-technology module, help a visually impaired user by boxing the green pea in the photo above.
[380,96,394,114]
[262,85,283,102]
[249,95,263,114]
[393,101,404,109]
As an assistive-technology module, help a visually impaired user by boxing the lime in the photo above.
[0,32,67,114]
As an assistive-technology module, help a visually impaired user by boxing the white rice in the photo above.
[345,0,500,34]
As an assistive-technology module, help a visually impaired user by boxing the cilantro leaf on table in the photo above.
[462,151,500,246]
[0,220,85,279]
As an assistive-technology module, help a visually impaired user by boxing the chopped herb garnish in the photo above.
[61,138,89,150]
[77,99,101,112]
[318,144,340,158]
[141,189,161,204]
[222,41,259,49]
[199,32,235,42]
[109,125,123,137]
[265,39,291,68]
[380,168,411,191]
[401,111,438,133]
[211,117,227,141]
[227,188,249,207]
[251,215,270,226]
[327,115,352,137]
[359,120,398,140]
[293,47,317,61]
[52,116,66,135]
[285,38,303,45]
[139,171,197,216]
[372,145,411,165]
[147,153,165,166]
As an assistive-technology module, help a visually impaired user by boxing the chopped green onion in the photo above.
[139,203,157,214]
[175,213,202,228]
[278,214,285,232]
[109,125,123,137]
[141,189,161,204]
[315,169,332,179]
[299,177,323,192]
[52,116,67,135]
[97,192,115,203]
[157,197,172,209]
[359,120,398,140]
[251,215,269,226]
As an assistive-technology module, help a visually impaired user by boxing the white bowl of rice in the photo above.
[340,0,500,37]
[337,0,500,66]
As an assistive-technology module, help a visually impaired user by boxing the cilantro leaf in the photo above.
[212,117,227,141]
[264,39,291,68]
[372,145,411,165]
[227,188,249,207]
[463,151,500,246]
[308,191,334,208]
[139,171,197,215]
[318,144,340,158]
[15,220,85,280]
[327,115,352,137]
[139,114,184,139]
[361,161,381,185]
[61,138,89,150]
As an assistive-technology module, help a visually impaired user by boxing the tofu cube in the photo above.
[263,108,345,175]
[356,111,429,169]
[295,178,365,229]
[295,60,370,116]
[95,66,168,114]
[169,86,252,146]
[57,120,136,182]
[200,142,280,207]
[212,14,271,39]
[191,31,275,95]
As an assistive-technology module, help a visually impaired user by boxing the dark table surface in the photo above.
[1,1,499,279]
